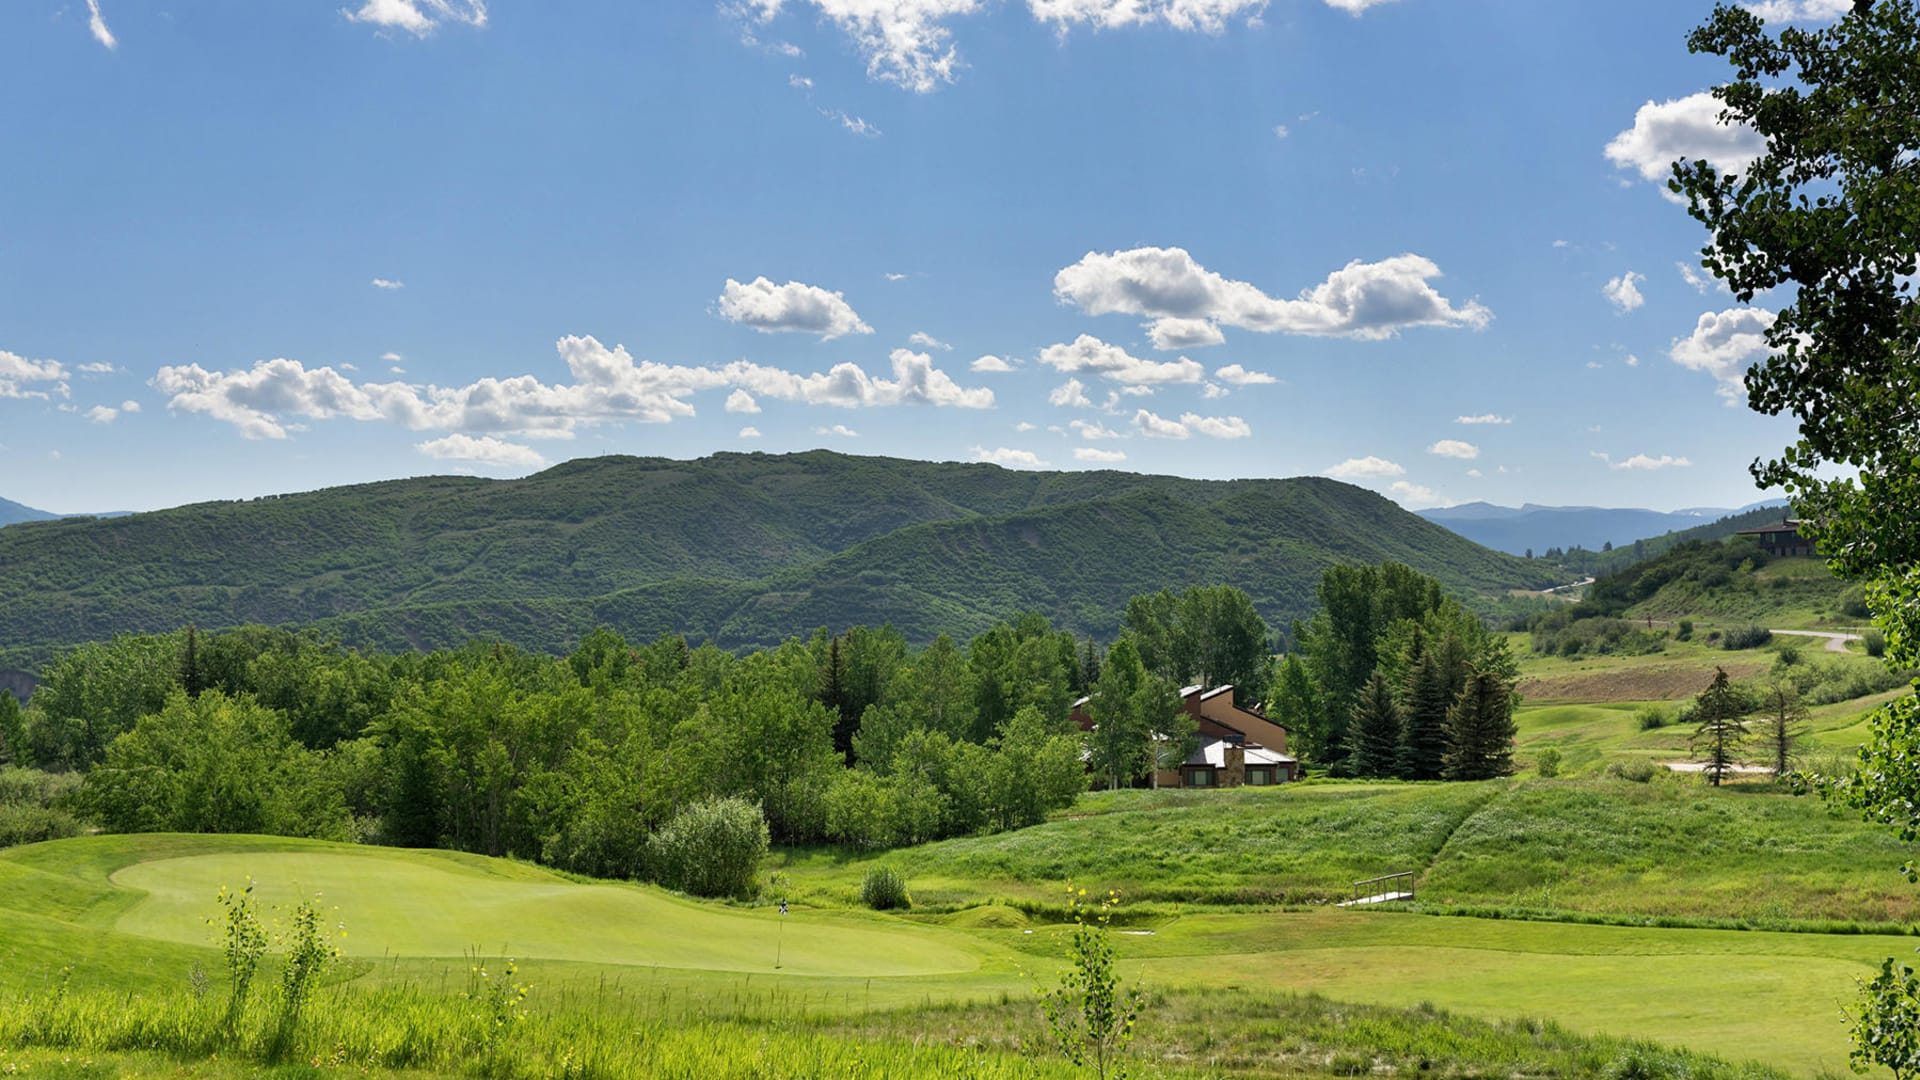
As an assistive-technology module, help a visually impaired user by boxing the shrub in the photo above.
[1866,629,1887,659]
[1842,588,1872,619]
[1722,625,1774,651]
[650,796,769,900]
[1675,619,1694,642]
[1534,748,1562,778]
[1634,705,1670,732]
[1606,759,1658,783]
[859,866,912,910]
[1774,643,1802,667]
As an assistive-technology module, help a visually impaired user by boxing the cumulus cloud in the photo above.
[417,434,546,468]
[1612,453,1692,471]
[0,350,71,400]
[1037,335,1205,385]
[372,278,406,290]
[85,404,120,424]
[77,362,118,375]
[1074,447,1128,463]
[817,424,860,438]
[1146,317,1227,350]
[1054,247,1490,345]
[1028,0,1268,32]
[344,0,489,35]
[971,355,1016,373]
[725,389,762,414]
[85,0,116,49]
[1324,0,1399,11]
[1133,409,1191,439]
[1213,364,1276,386]
[909,331,953,351]
[1455,414,1510,425]
[1181,412,1250,439]
[1676,261,1728,295]
[972,445,1047,469]
[1324,456,1405,479]
[1389,481,1449,509]
[1743,0,1851,21]
[739,426,763,438]
[1603,271,1646,313]
[717,277,873,340]
[1049,379,1093,408]
[1427,439,1479,460]
[1069,418,1121,440]
[1201,382,1229,400]
[1605,92,1766,193]
[151,336,992,441]
[1669,307,1777,400]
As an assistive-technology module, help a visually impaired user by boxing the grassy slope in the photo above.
[0,452,1554,660]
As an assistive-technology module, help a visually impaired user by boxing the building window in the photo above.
[1247,768,1271,786]
[1187,769,1213,787]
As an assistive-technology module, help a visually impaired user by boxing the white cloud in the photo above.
[85,405,120,424]
[1181,412,1250,439]
[1028,0,1268,33]
[1146,317,1227,350]
[372,278,406,290]
[828,110,883,137]
[1466,468,1483,478]
[817,424,860,438]
[1611,453,1692,471]
[739,425,763,438]
[909,331,953,351]
[1014,421,1037,432]
[735,0,983,93]
[885,272,909,282]
[1455,413,1510,425]
[1742,0,1851,22]
[725,389,762,414]
[1605,92,1766,192]
[1552,239,1571,249]
[344,0,488,35]
[1054,247,1491,344]
[1069,418,1121,440]
[121,399,140,412]
[1037,334,1205,385]
[381,352,404,363]
[1389,480,1450,509]
[790,74,814,90]
[77,362,118,375]
[1324,456,1405,479]
[1427,439,1479,460]
[1669,307,1777,400]
[1677,261,1722,295]
[1272,124,1290,140]
[972,445,1046,469]
[1603,271,1646,313]
[971,354,1016,373]
[0,350,71,400]
[1201,382,1229,400]
[417,433,545,468]
[1133,409,1191,439]
[1324,0,1400,11]
[717,277,873,340]
[1213,364,1276,386]
[1625,353,1641,367]
[1049,378,1093,408]
[152,336,992,441]
[85,0,116,49]
[1075,447,1128,463]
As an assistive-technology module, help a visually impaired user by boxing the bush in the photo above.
[650,796,769,900]
[1606,759,1658,783]
[1633,705,1670,732]
[859,865,912,910]
[1721,625,1774,651]
[1675,619,1694,642]
[1866,629,1887,659]
[1774,643,1802,667]
[1534,748,1562,779]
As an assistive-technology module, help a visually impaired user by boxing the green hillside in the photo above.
[0,451,1556,658]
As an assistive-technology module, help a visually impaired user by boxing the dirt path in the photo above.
[1771,629,1862,654]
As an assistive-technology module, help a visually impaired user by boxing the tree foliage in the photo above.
[1690,668,1751,788]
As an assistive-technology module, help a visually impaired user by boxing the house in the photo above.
[1070,683,1299,788]
[1737,518,1814,559]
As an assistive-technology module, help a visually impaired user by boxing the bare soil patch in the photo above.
[1519,661,1770,703]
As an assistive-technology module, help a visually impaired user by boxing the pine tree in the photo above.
[0,690,25,766]
[1691,668,1750,788]
[1758,677,1809,778]
[820,634,855,763]
[1397,650,1452,781]
[1442,667,1517,781]
[180,624,206,699]
[1350,671,1403,779]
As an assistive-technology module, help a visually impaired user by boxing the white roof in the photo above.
[1183,737,1295,768]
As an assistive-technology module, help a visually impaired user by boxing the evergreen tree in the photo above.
[179,624,205,699]
[1397,649,1452,781]
[1758,677,1809,778]
[1349,670,1403,779]
[1690,668,1750,788]
[0,690,24,766]
[1442,667,1517,781]
[819,634,856,763]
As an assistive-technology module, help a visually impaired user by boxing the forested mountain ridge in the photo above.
[0,451,1559,660]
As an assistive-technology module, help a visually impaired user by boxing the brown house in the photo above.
[1071,683,1298,788]
[1737,518,1813,558]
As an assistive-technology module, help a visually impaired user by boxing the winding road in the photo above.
[1770,629,1863,654]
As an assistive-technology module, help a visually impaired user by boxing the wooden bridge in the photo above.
[1340,871,1415,907]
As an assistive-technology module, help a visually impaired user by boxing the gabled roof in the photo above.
[1182,737,1297,768]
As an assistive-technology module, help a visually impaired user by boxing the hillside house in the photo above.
[1071,683,1298,788]
[1737,518,1814,559]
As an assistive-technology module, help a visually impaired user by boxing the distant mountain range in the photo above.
[0,451,1559,664]
[1418,500,1787,556]
[0,497,58,528]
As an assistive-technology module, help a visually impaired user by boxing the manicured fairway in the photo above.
[113,850,979,978]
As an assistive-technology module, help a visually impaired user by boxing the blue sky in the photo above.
[1,0,1832,514]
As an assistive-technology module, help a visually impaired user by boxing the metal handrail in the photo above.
[1351,871,1416,904]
